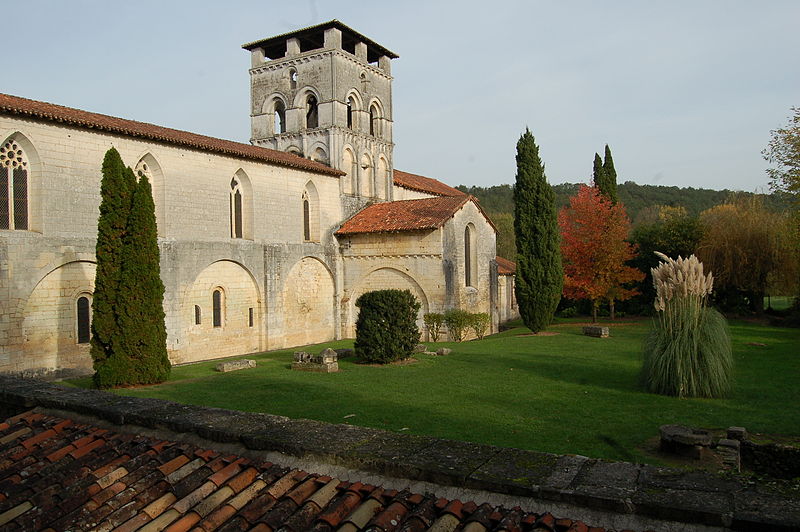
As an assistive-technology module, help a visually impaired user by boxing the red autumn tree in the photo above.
[559,185,644,321]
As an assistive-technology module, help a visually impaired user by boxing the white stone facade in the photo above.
[0,20,515,376]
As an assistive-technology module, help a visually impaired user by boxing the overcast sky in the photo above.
[7,1,798,191]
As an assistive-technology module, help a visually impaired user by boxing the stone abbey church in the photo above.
[0,20,518,376]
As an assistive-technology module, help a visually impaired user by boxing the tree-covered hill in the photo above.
[458,181,790,223]
[457,181,792,260]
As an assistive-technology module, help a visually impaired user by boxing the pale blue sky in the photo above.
[7,1,799,191]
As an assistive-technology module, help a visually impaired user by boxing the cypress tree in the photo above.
[592,152,605,190]
[116,172,170,384]
[601,144,619,203]
[91,148,136,387]
[513,129,562,332]
[92,148,169,387]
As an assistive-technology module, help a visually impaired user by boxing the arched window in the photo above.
[0,139,29,230]
[369,105,377,136]
[289,69,298,89]
[212,289,224,328]
[274,99,286,134]
[302,182,320,242]
[76,295,91,344]
[465,224,477,287]
[306,94,318,129]
[302,192,311,241]
[230,177,243,238]
[194,305,202,325]
[347,99,353,129]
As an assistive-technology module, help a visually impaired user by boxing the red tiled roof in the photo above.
[0,410,608,531]
[336,196,472,235]
[0,93,344,176]
[393,169,466,197]
[496,256,516,275]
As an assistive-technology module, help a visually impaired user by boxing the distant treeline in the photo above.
[458,181,790,222]
[457,181,793,260]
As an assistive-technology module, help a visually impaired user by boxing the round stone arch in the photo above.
[307,142,328,165]
[133,152,166,237]
[281,256,336,348]
[21,260,97,372]
[180,259,263,364]
[347,266,429,338]
[341,146,357,195]
[261,92,289,135]
[230,168,254,239]
[1,130,43,232]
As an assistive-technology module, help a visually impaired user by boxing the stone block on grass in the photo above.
[582,326,609,338]
[215,359,256,373]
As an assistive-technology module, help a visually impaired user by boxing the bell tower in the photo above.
[243,21,398,206]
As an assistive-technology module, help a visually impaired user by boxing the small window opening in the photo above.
[230,178,243,239]
[194,305,202,325]
[248,307,254,328]
[347,100,353,129]
[77,296,91,344]
[303,195,311,241]
[212,289,223,328]
[369,106,376,136]
[289,69,297,89]
[274,100,286,134]
[465,226,472,287]
[306,95,318,129]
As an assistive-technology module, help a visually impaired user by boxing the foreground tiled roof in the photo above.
[393,170,466,197]
[0,410,610,532]
[496,256,516,276]
[336,196,473,235]
[0,93,344,177]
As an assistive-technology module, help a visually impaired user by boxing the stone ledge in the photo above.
[0,375,797,530]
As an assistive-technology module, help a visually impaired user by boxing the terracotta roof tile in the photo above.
[496,256,517,275]
[0,411,614,532]
[335,196,472,235]
[393,169,465,197]
[0,93,344,177]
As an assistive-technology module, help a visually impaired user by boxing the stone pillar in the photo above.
[250,48,265,68]
[286,38,300,57]
[324,27,342,49]
[379,55,391,75]
[355,42,368,63]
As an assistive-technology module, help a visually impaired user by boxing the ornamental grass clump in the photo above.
[641,252,733,398]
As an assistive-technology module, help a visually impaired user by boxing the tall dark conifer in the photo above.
[601,144,619,203]
[513,129,562,332]
[116,172,170,384]
[91,148,136,387]
[592,153,605,190]
[92,148,169,387]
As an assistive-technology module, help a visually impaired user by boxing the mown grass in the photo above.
[67,318,799,464]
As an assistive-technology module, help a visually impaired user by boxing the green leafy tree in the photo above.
[91,148,136,387]
[764,106,800,195]
[697,196,797,314]
[513,129,562,332]
[630,206,704,306]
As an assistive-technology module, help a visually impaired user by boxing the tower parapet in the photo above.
[243,20,398,207]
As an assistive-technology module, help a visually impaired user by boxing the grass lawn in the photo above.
[68,318,800,465]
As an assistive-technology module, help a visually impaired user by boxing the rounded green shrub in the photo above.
[443,309,472,342]
[423,312,444,342]
[355,290,421,364]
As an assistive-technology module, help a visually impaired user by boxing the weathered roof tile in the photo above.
[0,411,614,531]
[0,93,344,177]
[393,170,465,197]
